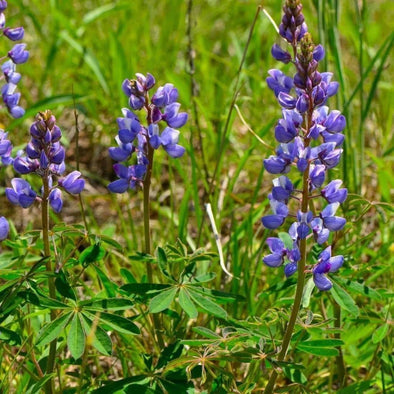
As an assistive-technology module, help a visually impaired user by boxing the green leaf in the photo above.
[331,280,359,317]
[337,380,374,394]
[0,326,21,345]
[79,298,134,311]
[188,289,227,319]
[297,339,344,348]
[81,314,112,356]
[68,313,85,359]
[335,277,382,300]
[24,374,57,394]
[94,266,118,297]
[55,270,76,301]
[297,344,338,357]
[36,313,72,346]
[178,288,198,318]
[149,287,178,313]
[278,232,293,250]
[59,31,109,94]
[79,243,106,266]
[190,273,216,283]
[192,326,221,339]
[372,323,389,344]
[121,283,171,295]
[301,278,315,308]
[86,311,140,335]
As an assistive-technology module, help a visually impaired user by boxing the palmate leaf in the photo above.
[149,287,178,313]
[81,314,112,356]
[68,313,85,359]
[36,312,72,346]
[178,288,198,319]
[85,311,140,335]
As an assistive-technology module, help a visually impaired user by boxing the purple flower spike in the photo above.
[261,3,347,291]
[0,216,9,241]
[60,171,85,194]
[6,178,37,208]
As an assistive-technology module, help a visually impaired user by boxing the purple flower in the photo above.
[3,26,24,41]
[108,163,146,193]
[266,69,293,97]
[8,43,29,64]
[271,44,292,64]
[262,196,289,230]
[0,216,9,241]
[6,178,37,208]
[59,171,85,194]
[320,203,346,231]
[271,175,293,203]
[152,83,179,107]
[2,60,21,84]
[162,103,188,129]
[49,188,63,213]
[310,217,330,244]
[321,180,347,203]
[313,246,344,290]
[263,237,287,267]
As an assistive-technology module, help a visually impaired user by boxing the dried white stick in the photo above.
[205,203,233,278]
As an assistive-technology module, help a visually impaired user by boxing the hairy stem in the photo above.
[333,301,346,387]
[143,104,165,349]
[42,175,57,393]
[264,169,309,393]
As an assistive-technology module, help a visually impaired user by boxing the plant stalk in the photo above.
[264,171,308,393]
[143,102,165,349]
[42,174,57,393]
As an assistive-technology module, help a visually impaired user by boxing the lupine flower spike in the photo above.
[1,1,29,117]
[262,0,346,291]
[108,73,188,193]
[6,110,85,212]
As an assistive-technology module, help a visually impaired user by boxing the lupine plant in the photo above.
[261,1,347,391]
[0,0,392,393]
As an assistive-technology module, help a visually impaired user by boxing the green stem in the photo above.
[333,301,346,387]
[142,101,165,349]
[42,175,57,393]
[265,87,314,392]
[143,144,154,282]
[264,171,309,393]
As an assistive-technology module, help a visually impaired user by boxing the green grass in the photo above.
[0,0,393,392]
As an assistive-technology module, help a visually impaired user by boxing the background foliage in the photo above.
[0,0,392,393]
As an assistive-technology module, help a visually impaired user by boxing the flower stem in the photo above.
[143,144,154,282]
[42,175,57,393]
[264,167,309,393]
[142,142,165,349]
